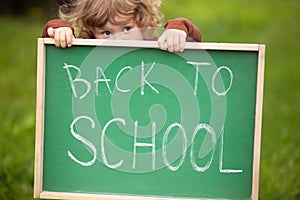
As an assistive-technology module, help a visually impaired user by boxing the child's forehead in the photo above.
[109,14,136,25]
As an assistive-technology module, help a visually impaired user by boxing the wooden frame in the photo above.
[34,38,265,200]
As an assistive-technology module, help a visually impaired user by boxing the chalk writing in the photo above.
[212,66,233,96]
[64,60,242,173]
[67,116,242,173]
[162,123,187,171]
[68,115,96,166]
[95,67,112,95]
[63,61,234,98]
[63,64,91,99]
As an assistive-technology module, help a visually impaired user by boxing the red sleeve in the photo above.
[41,19,75,38]
[164,17,202,42]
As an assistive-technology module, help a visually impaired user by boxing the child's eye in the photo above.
[123,27,132,32]
[102,31,111,36]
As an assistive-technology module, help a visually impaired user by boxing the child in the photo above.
[42,0,202,52]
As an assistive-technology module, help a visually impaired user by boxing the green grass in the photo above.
[0,0,300,199]
[0,17,41,200]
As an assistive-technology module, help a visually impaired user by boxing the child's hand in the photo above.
[158,29,187,52]
[47,27,74,48]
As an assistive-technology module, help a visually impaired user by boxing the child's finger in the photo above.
[66,29,74,47]
[173,30,186,52]
[60,28,74,48]
[54,29,62,47]
[179,34,186,52]
[47,27,54,38]
[158,35,167,51]
[59,30,68,48]
[172,34,181,52]
[166,36,174,52]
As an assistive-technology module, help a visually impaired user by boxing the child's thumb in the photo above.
[47,27,54,37]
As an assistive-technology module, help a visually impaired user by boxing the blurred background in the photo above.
[0,0,299,199]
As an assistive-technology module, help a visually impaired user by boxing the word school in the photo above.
[68,116,243,174]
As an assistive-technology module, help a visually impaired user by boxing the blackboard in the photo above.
[34,38,265,200]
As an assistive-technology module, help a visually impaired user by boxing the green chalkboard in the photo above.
[34,38,265,200]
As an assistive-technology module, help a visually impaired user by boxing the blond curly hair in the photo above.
[58,0,163,38]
